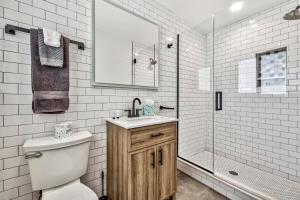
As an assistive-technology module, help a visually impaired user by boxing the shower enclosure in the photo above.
[177,1,300,199]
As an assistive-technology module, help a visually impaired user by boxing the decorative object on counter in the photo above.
[112,111,121,119]
[144,99,155,116]
[55,122,72,139]
[30,29,70,113]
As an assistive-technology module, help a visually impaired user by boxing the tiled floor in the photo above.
[177,171,228,200]
[185,151,300,200]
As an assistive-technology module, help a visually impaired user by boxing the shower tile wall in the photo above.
[178,30,210,159]
[0,0,194,199]
[206,0,300,183]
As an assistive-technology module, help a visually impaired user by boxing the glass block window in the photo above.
[256,47,287,94]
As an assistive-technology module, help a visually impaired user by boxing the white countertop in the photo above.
[106,115,178,129]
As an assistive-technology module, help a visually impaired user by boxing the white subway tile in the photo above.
[4,8,32,25]
[20,3,45,18]
[32,0,56,13]
[0,0,18,11]
[46,12,67,25]
[0,105,18,115]
[4,115,32,126]
[0,147,18,160]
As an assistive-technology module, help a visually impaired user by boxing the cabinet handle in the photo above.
[159,149,163,165]
[151,152,155,168]
[151,133,164,138]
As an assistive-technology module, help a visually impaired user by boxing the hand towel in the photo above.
[38,29,64,67]
[43,28,61,47]
[30,29,70,114]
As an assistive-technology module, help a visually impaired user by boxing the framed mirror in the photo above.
[92,0,159,89]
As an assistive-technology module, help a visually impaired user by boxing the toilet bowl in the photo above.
[23,131,98,200]
[42,179,98,200]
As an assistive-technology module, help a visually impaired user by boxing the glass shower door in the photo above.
[177,17,215,173]
[213,2,300,199]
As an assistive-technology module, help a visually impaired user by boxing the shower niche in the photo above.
[256,47,287,94]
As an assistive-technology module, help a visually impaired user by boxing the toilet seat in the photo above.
[42,179,98,200]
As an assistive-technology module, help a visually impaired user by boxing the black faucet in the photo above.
[124,98,142,118]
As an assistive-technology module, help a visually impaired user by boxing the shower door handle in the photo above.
[215,92,222,111]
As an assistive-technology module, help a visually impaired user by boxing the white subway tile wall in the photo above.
[178,0,300,198]
[209,0,300,183]
[0,0,190,199]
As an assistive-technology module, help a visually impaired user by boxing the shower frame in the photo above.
[176,32,215,175]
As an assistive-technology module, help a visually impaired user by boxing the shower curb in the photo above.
[177,158,267,200]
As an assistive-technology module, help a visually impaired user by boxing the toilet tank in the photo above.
[23,131,93,191]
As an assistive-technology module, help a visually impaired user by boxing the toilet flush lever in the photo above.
[25,152,43,159]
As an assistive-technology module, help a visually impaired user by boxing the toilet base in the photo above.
[42,179,98,200]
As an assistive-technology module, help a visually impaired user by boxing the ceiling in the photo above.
[158,0,290,32]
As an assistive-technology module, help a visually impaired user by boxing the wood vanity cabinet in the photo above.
[107,122,177,200]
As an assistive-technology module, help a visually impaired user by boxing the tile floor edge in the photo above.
[177,158,266,200]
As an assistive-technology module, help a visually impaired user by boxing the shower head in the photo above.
[149,58,157,65]
[283,6,300,20]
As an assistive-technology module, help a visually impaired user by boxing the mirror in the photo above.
[92,0,159,89]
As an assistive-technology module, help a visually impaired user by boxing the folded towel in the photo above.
[38,29,64,67]
[43,28,61,47]
[30,29,70,114]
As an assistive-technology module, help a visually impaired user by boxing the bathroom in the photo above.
[0,0,300,199]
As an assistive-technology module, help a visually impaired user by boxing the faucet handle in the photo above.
[136,109,143,117]
[124,109,132,117]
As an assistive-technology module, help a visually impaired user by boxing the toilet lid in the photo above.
[42,180,98,200]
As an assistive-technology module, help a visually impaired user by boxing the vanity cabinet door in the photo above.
[157,141,177,200]
[128,147,157,200]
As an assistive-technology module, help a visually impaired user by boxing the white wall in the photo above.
[208,0,300,183]
[0,0,189,199]
[177,0,300,185]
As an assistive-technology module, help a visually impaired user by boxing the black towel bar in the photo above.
[5,24,85,50]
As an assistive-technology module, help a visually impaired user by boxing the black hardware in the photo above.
[215,92,222,111]
[160,106,175,110]
[159,149,163,165]
[136,109,142,117]
[38,190,42,200]
[229,171,239,176]
[124,109,132,117]
[25,151,43,159]
[151,133,164,138]
[175,34,214,175]
[99,171,108,200]
[125,98,142,118]
[133,58,137,64]
[151,152,155,168]
[5,24,85,50]
[167,43,173,48]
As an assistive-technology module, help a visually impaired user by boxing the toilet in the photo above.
[23,131,98,200]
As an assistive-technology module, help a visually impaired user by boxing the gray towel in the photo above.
[30,29,70,113]
[38,29,64,67]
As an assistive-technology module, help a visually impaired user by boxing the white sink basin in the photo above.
[106,115,178,129]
